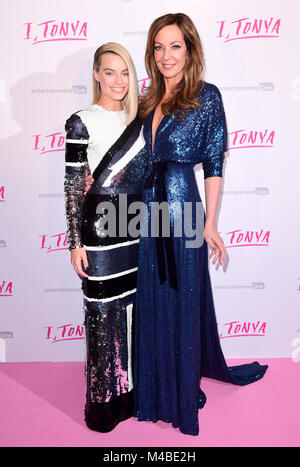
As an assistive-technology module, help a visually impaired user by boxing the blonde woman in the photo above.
[133,14,268,436]
[64,43,147,432]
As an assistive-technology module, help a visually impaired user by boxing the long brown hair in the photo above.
[139,13,205,120]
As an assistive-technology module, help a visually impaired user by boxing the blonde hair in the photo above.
[92,42,138,125]
[139,13,205,121]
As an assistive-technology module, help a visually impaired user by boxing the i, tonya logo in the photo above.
[23,20,88,45]
[45,324,84,343]
[223,229,270,248]
[0,281,13,297]
[228,130,275,150]
[218,320,267,339]
[39,233,68,253]
[138,78,151,96]
[0,186,5,202]
[33,133,65,156]
[217,17,281,43]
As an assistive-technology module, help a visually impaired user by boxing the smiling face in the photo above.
[93,52,129,109]
[153,24,188,84]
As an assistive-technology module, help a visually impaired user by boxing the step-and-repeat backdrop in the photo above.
[1,0,299,362]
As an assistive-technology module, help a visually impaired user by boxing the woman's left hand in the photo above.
[204,223,227,266]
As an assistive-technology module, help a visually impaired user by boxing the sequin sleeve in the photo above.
[64,113,90,250]
[201,85,228,179]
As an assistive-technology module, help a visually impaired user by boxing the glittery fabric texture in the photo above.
[64,108,147,432]
[84,305,131,403]
[64,114,90,249]
[133,82,268,436]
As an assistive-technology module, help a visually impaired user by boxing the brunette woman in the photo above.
[133,13,268,436]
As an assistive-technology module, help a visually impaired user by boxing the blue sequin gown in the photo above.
[133,82,268,436]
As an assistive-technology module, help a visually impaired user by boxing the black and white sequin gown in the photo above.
[64,104,147,432]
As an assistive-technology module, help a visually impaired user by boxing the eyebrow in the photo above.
[103,68,128,72]
[154,40,183,45]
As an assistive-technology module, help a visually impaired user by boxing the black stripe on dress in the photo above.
[82,270,137,300]
[85,242,139,277]
[81,193,142,247]
[85,390,134,432]
[65,142,88,163]
[92,116,141,181]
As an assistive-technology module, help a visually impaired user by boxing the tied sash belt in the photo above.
[144,160,178,291]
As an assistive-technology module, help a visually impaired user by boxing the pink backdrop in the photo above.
[0,0,299,362]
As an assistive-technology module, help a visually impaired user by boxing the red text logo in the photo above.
[39,233,68,253]
[217,17,281,43]
[228,129,275,150]
[223,229,270,248]
[138,77,150,96]
[0,281,13,297]
[45,324,84,343]
[23,20,88,45]
[33,133,65,156]
[219,320,267,339]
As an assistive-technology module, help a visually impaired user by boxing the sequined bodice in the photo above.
[64,107,147,249]
[143,81,228,179]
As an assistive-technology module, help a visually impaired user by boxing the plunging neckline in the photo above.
[150,107,168,154]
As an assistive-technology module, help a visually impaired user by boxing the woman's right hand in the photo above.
[70,247,89,278]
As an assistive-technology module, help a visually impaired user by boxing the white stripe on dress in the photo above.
[87,267,138,281]
[83,288,136,303]
[102,128,145,187]
[66,139,88,144]
[84,239,140,251]
[126,303,133,392]
[65,162,85,166]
